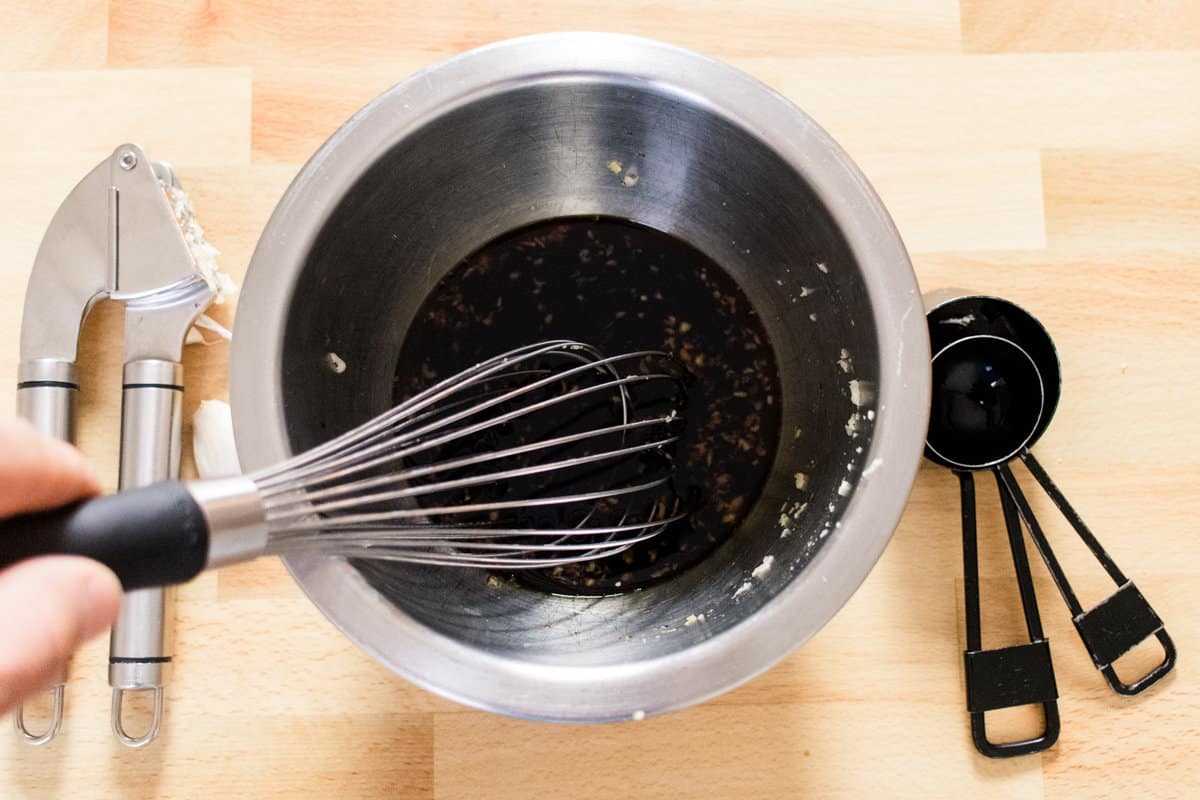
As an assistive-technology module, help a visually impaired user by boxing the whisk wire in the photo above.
[262,367,676,498]
[252,341,686,570]
[264,416,676,509]
[267,473,675,529]
[253,341,610,486]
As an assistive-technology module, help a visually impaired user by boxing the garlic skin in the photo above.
[185,313,233,346]
[192,400,241,479]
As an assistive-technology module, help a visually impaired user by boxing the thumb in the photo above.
[0,556,122,715]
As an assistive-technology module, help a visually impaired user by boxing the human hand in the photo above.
[0,418,122,715]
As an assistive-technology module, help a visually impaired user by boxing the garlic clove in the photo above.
[192,400,241,479]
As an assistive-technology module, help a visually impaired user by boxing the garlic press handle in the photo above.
[17,360,79,442]
[12,360,79,745]
[109,359,183,748]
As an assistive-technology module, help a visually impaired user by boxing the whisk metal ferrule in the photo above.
[188,476,270,570]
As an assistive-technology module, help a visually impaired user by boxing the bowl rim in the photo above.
[230,31,932,722]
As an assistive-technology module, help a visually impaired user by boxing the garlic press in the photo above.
[16,143,215,746]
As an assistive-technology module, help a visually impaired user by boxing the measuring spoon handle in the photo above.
[999,455,1176,695]
[959,471,1060,757]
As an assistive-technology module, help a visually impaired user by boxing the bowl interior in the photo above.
[277,76,880,667]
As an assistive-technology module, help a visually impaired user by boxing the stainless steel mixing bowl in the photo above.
[230,32,930,721]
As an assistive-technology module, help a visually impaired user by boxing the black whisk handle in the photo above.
[0,481,209,590]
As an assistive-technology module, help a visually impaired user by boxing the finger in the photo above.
[0,556,122,715]
[0,418,102,518]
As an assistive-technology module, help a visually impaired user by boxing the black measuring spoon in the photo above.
[924,299,1060,757]
[925,293,1176,756]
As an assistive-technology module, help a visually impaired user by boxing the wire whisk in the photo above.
[0,341,689,589]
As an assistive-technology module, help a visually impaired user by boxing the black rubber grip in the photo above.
[0,481,210,590]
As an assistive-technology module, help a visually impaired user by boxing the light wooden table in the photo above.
[1,2,1197,798]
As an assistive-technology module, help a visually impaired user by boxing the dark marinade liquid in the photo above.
[393,217,781,594]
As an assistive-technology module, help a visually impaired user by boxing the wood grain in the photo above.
[0,69,251,167]
[961,0,1200,53]
[106,0,963,66]
[1043,149,1200,251]
[859,150,1046,253]
[735,52,1200,155]
[1,0,108,70]
[433,703,1047,800]
[1,1,1197,798]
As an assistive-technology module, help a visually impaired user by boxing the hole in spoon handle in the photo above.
[1100,629,1176,695]
[968,691,1060,759]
